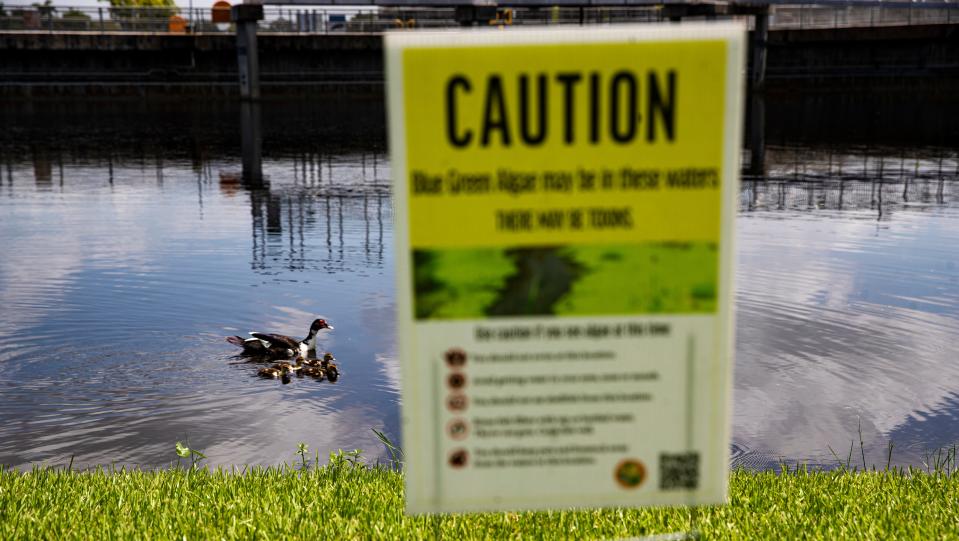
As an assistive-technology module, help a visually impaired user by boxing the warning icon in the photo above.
[447,418,469,440]
[445,348,467,368]
[447,373,467,390]
[446,393,468,412]
[448,449,469,469]
[614,459,647,489]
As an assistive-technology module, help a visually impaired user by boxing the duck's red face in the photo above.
[311,319,333,331]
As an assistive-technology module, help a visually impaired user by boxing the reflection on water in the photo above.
[735,145,959,470]
[1,107,959,470]
[0,137,398,469]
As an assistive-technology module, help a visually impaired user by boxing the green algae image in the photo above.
[413,248,517,319]
[413,243,718,320]
[555,243,718,315]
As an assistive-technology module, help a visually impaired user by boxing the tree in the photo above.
[99,0,176,29]
[32,0,56,17]
[100,0,175,8]
[61,7,92,30]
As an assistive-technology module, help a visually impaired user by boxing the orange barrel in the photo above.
[168,15,187,33]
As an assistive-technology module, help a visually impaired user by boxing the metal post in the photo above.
[99,7,104,31]
[749,7,769,176]
[240,101,263,186]
[232,3,264,100]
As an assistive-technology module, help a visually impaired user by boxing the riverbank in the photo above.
[2,459,957,539]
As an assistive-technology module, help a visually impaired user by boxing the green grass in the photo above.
[2,461,958,540]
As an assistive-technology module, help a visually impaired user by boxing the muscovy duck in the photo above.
[227,318,333,358]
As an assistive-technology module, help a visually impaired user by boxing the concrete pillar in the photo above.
[232,3,264,100]
[454,5,497,26]
[749,7,769,176]
[663,5,687,22]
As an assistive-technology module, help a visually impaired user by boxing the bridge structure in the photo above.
[223,0,956,174]
[223,0,959,92]
[6,0,951,180]
[5,0,954,31]
[245,0,959,32]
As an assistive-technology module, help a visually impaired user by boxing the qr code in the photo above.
[660,452,700,490]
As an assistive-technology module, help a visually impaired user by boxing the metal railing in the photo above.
[0,3,956,34]
[770,4,959,29]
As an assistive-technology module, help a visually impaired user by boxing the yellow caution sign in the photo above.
[387,23,745,514]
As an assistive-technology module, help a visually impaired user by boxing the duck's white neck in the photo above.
[301,331,318,349]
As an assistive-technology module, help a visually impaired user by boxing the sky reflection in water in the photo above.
[1,135,958,470]
[0,150,398,469]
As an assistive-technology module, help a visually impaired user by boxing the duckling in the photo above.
[301,366,326,379]
[226,318,334,359]
[320,353,339,377]
[258,367,282,379]
[300,358,323,367]
[271,362,302,373]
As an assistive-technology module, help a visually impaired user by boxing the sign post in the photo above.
[387,23,744,514]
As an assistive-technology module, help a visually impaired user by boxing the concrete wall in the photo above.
[1,25,957,98]
[765,24,959,94]
[0,32,383,97]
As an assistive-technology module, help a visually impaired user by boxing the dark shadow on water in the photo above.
[0,98,387,162]
[764,90,959,148]
[886,392,959,461]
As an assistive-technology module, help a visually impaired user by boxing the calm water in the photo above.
[1,102,958,470]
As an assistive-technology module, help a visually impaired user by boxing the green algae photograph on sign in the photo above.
[413,243,719,320]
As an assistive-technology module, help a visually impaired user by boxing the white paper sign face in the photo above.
[386,23,744,514]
